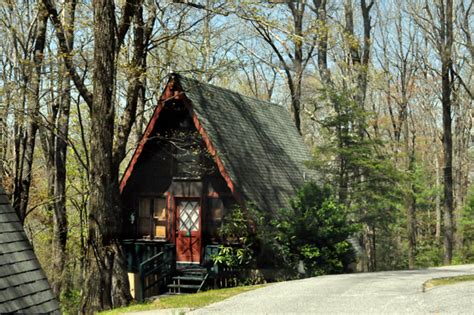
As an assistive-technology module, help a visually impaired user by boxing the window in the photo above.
[205,198,224,241]
[178,200,200,232]
[138,198,152,238]
[153,198,167,238]
[138,197,167,239]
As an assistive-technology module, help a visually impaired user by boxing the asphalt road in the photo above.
[190,264,474,314]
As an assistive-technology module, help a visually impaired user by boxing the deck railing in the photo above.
[122,239,167,273]
[137,244,175,301]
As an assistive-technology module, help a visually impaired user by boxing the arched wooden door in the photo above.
[175,198,201,264]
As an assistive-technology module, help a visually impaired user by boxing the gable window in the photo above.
[138,197,167,239]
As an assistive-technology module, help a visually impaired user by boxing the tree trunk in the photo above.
[435,153,442,241]
[112,1,147,168]
[405,123,416,269]
[452,87,471,251]
[135,81,147,145]
[81,0,131,311]
[364,224,376,271]
[343,0,374,271]
[288,1,305,134]
[51,0,76,296]
[252,1,310,135]
[442,0,454,265]
[0,113,4,177]
[13,2,48,222]
[134,4,155,145]
[314,0,330,85]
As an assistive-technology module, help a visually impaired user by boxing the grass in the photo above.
[99,284,267,314]
[423,274,474,291]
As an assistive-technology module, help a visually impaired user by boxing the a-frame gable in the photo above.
[121,73,314,213]
[119,78,174,192]
[119,75,242,205]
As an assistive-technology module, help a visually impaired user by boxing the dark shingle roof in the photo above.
[0,186,60,314]
[177,74,315,212]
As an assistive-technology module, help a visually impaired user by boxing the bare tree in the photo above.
[411,0,455,263]
[37,0,77,296]
[375,0,420,268]
[245,1,317,133]
[12,1,48,222]
[44,0,139,310]
[437,0,455,264]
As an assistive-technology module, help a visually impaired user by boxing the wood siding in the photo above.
[121,99,236,246]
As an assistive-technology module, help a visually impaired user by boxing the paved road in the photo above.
[190,264,474,314]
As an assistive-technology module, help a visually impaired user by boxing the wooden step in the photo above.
[168,268,209,294]
[167,284,201,290]
[182,268,207,273]
[172,276,205,282]
[183,269,206,273]
[182,273,206,278]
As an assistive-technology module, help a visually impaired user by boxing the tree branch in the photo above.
[42,0,93,108]
[116,0,138,49]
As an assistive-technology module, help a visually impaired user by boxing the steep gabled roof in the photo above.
[121,73,315,212]
[178,75,314,211]
[0,187,60,314]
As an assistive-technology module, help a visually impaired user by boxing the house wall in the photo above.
[121,140,173,239]
[121,100,236,243]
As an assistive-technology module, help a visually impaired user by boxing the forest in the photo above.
[0,0,472,313]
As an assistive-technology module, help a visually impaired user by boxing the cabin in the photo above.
[0,186,60,314]
[120,73,315,299]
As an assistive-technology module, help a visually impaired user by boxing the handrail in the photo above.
[137,245,175,301]
[197,273,209,293]
[140,252,164,275]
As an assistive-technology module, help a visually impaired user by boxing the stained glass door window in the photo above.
[178,201,200,232]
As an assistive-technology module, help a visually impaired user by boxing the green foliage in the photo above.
[414,239,443,267]
[212,244,254,269]
[410,163,444,268]
[457,185,474,262]
[214,183,358,278]
[212,207,255,269]
[272,182,358,276]
[312,88,404,215]
[60,289,81,315]
[375,220,408,270]
[311,88,404,270]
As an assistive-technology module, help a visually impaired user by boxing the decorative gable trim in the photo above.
[119,82,171,192]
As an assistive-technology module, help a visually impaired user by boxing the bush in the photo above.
[60,289,81,314]
[457,185,474,263]
[272,182,358,276]
[212,206,255,269]
[414,239,443,268]
[213,182,358,278]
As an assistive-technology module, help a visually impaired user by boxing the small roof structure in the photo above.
[0,186,60,314]
[121,73,316,212]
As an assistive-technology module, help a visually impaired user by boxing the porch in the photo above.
[122,240,233,301]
